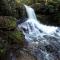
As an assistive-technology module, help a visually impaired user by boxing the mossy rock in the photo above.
[0,16,25,59]
[0,16,16,29]
[0,16,24,46]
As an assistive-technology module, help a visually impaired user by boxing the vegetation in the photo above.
[0,16,24,60]
[0,0,60,60]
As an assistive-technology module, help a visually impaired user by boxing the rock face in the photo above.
[31,3,60,26]
[0,16,25,60]
[0,0,17,16]
[0,0,28,19]
[0,1,28,59]
[17,50,36,60]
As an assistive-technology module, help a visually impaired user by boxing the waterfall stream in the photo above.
[17,5,60,60]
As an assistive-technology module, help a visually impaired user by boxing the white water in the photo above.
[18,5,59,41]
[17,5,60,60]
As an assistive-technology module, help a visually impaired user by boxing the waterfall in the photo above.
[24,5,37,20]
[17,5,60,60]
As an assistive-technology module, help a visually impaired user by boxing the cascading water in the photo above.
[17,5,60,60]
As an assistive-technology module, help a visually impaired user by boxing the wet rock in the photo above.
[17,49,36,60]
[31,3,60,26]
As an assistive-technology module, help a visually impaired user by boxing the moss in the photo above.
[8,30,24,47]
[0,16,24,59]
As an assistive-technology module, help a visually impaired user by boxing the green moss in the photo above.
[8,30,24,47]
[0,16,24,58]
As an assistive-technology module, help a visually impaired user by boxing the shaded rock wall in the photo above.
[31,2,60,26]
[0,16,25,60]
